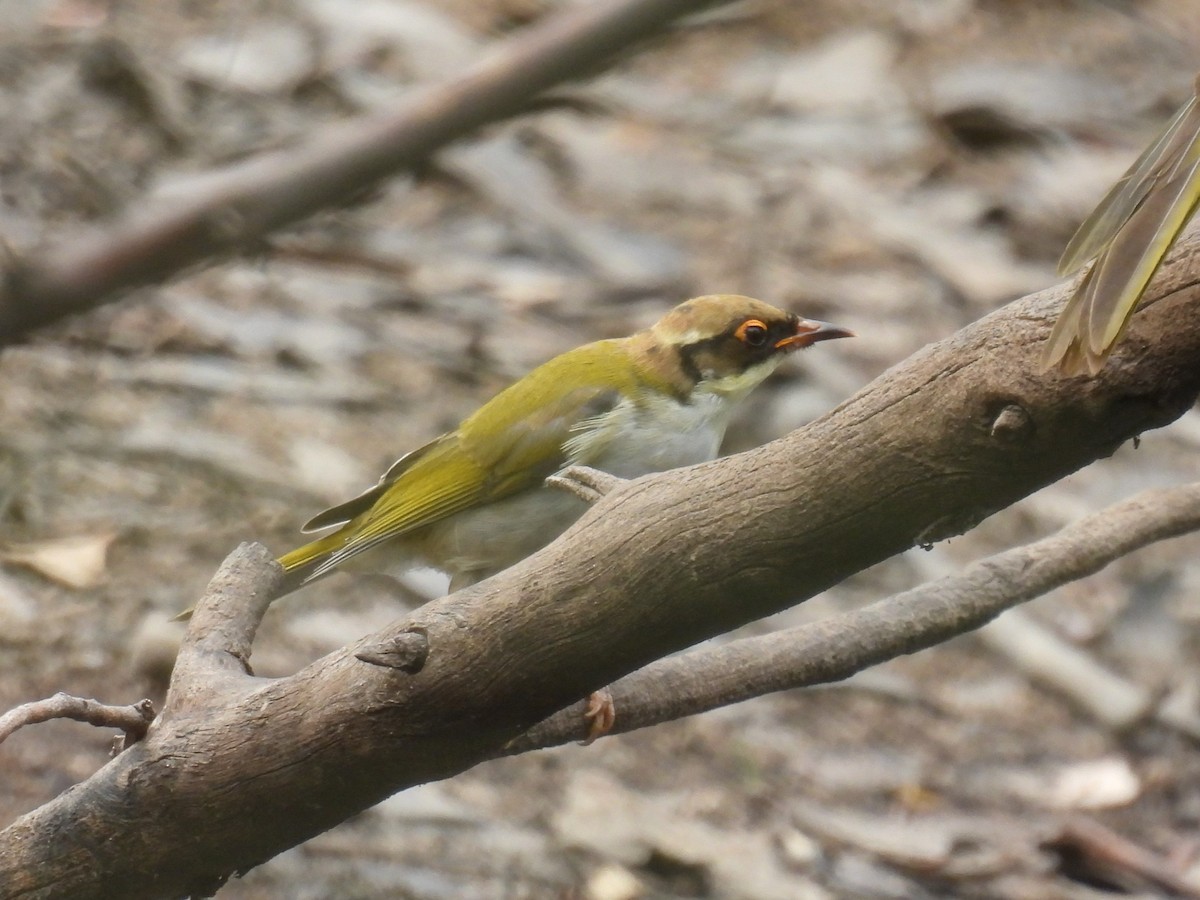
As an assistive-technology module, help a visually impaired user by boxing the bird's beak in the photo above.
[775,319,856,350]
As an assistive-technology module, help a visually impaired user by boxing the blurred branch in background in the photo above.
[0,0,725,346]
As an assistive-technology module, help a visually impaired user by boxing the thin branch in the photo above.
[0,0,726,344]
[1047,818,1200,898]
[0,693,155,746]
[510,482,1200,750]
[909,550,1168,733]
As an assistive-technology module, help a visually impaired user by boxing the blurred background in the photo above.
[2,0,1200,897]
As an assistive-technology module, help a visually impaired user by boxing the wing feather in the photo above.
[300,437,447,532]
[1045,89,1200,374]
[1058,96,1199,276]
[298,342,637,578]
[1083,155,1200,352]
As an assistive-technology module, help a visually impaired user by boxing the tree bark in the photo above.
[1,238,1198,896]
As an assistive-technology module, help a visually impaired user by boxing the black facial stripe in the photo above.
[677,342,704,387]
[683,315,759,358]
[682,317,797,364]
[680,333,724,358]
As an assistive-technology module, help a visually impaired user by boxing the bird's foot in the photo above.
[580,688,615,745]
[547,466,626,504]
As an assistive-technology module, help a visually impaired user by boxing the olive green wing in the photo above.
[1045,90,1200,374]
[290,344,635,580]
[1057,95,1200,277]
[300,437,447,533]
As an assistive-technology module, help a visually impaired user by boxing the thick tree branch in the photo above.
[0,0,722,345]
[2,239,1200,897]
[510,481,1200,749]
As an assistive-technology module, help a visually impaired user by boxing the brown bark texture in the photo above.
[0,231,1198,897]
[511,479,1200,753]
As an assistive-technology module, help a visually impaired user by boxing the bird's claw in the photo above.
[580,688,615,745]
[546,466,626,504]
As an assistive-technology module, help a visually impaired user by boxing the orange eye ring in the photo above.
[735,319,769,347]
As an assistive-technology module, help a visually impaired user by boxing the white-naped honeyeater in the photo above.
[274,294,853,597]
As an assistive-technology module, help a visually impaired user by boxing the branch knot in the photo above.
[356,628,430,673]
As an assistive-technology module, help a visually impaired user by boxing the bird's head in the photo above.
[647,294,854,398]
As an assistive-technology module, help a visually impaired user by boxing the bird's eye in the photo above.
[736,319,769,347]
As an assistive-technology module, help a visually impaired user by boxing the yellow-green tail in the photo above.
[172,531,348,621]
[276,530,351,595]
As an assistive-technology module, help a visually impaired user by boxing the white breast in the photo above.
[412,387,741,588]
[566,388,736,478]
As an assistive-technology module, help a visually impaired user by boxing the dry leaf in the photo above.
[1048,758,1141,811]
[0,533,116,589]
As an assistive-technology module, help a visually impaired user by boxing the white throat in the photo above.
[696,356,784,401]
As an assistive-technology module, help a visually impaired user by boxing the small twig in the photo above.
[546,465,627,503]
[0,693,155,747]
[508,482,1200,751]
[1047,817,1200,898]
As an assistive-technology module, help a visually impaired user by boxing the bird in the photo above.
[179,294,852,741]
[274,294,853,598]
[1042,77,1200,375]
